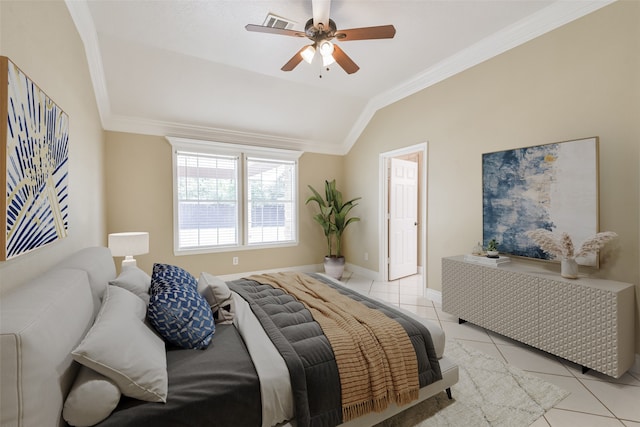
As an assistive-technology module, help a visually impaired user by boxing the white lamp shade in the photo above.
[319,41,335,66]
[322,54,335,67]
[301,45,316,64]
[108,232,149,257]
[319,41,334,56]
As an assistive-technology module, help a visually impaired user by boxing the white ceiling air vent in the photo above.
[263,13,296,30]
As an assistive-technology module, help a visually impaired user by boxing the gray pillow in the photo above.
[109,266,151,304]
[72,285,168,402]
[197,272,234,324]
[63,366,121,426]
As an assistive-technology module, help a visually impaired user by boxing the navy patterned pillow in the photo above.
[149,263,198,294]
[147,264,215,349]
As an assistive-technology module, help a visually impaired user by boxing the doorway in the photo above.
[378,143,428,289]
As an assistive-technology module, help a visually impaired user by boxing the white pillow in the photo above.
[63,366,121,426]
[109,266,151,304]
[198,272,234,324]
[72,285,168,402]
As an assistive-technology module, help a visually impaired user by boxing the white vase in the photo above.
[561,257,578,279]
[324,256,345,280]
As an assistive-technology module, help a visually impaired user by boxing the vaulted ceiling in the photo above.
[66,0,612,155]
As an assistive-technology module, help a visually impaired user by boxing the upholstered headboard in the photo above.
[0,247,116,427]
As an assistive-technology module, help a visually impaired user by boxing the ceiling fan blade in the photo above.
[332,44,359,74]
[245,24,306,38]
[281,46,309,72]
[312,0,331,28]
[335,25,396,41]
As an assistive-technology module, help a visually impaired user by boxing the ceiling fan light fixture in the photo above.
[322,53,335,67]
[319,41,335,66]
[319,40,334,56]
[301,45,316,63]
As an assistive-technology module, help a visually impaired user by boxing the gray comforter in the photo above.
[228,273,442,427]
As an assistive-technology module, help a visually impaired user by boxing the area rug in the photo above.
[375,340,570,427]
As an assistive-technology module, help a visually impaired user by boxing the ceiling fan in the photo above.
[245,0,396,74]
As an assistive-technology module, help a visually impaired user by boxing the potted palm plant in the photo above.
[306,180,361,279]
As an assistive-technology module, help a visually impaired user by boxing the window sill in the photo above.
[174,241,299,256]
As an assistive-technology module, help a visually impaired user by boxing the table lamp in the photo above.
[108,232,149,268]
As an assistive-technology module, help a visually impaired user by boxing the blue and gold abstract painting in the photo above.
[482,137,598,266]
[1,57,69,260]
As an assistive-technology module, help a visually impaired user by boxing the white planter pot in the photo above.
[486,250,499,258]
[561,257,579,279]
[324,256,345,280]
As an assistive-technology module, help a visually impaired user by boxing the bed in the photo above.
[0,247,458,427]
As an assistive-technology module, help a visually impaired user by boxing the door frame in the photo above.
[378,142,428,292]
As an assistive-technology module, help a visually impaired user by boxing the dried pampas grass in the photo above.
[524,229,556,258]
[525,229,617,260]
[575,231,618,258]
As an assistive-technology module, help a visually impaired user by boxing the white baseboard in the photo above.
[219,262,379,282]
[344,262,379,281]
[344,263,428,283]
[219,262,379,283]
[218,263,323,282]
[326,262,441,302]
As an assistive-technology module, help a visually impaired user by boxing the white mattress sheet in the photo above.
[232,291,294,427]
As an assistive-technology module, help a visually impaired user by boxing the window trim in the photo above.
[167,137,303,256]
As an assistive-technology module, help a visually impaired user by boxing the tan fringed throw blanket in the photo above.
[248,272,419,422]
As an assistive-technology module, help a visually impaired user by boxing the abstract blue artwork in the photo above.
[1,57,69,260]
[482,137,598,266]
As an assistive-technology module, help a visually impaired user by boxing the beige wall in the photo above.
[0,1,106,293]
[345,1,639,349]
[105,131,344,276]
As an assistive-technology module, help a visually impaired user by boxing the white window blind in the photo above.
[246,157,296,245]
[176,151,239,250]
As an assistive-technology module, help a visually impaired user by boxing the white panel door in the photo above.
[388,158,418,281]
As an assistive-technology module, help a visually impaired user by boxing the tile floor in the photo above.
[339,272,640,427]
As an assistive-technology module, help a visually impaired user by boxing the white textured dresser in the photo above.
[442,255,635,378]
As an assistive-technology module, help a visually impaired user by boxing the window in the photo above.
[246,157,296,245]
[176,152,239,249]
[168,137,301,255]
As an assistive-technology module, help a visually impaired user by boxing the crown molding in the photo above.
[105,114,342,155]
[340,0,616,154]
[65,0,111,125]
